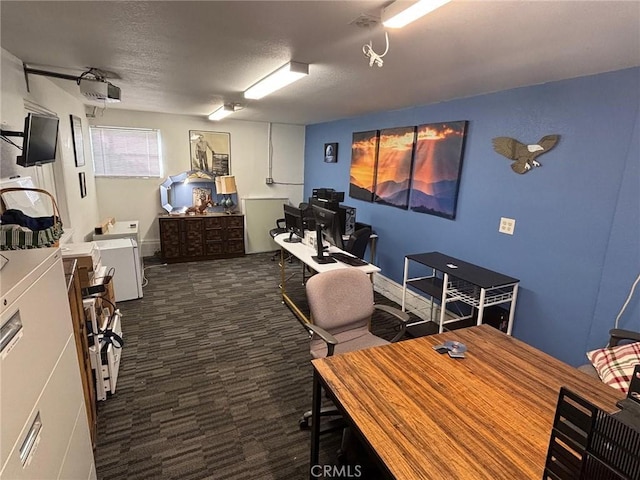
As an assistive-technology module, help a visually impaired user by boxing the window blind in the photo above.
[90,126,161,177]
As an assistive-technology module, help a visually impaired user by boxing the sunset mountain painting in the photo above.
[373,126,416,210]
[409,121,468,219]
[349,130,379,202]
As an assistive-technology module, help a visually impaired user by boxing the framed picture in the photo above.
[189,130,230,176]
[349,130,379,202]
[324,143,338,163]
[70,115,85,167]
[374,126,416,210]
[78,172,87,198]
[192,187,212,208]
[409,121,468,219]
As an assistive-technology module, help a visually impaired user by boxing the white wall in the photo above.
[88,109,305,256]
[1,48,100,242]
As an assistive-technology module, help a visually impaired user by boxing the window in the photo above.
[90,126,162,177]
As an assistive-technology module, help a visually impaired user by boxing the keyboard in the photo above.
[331,252,369,267]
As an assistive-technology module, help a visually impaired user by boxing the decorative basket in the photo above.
[0,187,64,250]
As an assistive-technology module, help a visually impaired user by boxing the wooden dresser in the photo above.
[159,213,245,263]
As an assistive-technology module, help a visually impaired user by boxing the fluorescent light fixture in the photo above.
[382,0,451,28]
[243,61,309,100]
[208,104,235,121]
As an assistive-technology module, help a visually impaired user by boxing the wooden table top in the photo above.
[312,325,623,479]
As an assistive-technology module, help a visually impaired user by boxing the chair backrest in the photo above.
[344,227,372,259]
[306,269,374,335]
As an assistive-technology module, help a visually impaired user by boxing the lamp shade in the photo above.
[216,175,237,194]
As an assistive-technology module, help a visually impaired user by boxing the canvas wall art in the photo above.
[409,121,468,219]
[349,130,379,202]
[324,143,338,163]
[189,130,230,176]
[374,126,416,210]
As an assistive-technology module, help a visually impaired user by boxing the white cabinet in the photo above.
[0,248,95,480]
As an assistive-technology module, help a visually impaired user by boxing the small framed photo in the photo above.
[70,115,85,167]
[324,143,338,163]
[79,172,87,198]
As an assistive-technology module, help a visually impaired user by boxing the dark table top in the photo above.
[406,251,519,289]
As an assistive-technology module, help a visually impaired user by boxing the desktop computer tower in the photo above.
[309,198,356,236]
[338,205,356,237]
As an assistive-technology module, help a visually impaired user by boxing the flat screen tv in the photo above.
[17,113,60,167]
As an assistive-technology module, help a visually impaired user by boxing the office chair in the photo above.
[269,217,287,261]
[299,268,409,430]
[343,226,372,260]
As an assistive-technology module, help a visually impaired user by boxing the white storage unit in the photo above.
[93,221,144,273]
[95,238,143,301]
[0,248,95,480]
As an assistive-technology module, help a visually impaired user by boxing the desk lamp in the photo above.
[215,175,237,213]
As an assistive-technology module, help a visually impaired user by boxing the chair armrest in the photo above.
[608,328,640,347]
[307,324,338,357]
[374,304,410,343]
[276,217,286,229]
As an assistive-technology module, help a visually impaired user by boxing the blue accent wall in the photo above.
[304,68,640,366]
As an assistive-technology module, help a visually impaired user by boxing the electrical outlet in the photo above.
[499,217,515,235]
[265,177,274,185]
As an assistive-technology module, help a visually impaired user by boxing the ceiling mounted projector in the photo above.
[79,78,121,102]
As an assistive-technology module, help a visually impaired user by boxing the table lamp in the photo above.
[216,175,237,213]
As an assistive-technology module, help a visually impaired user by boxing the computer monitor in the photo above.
[283,204,304,243]
[311,204,343,264]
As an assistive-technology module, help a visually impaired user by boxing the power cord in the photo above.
[615,272,640,329]
[362,31,389,67]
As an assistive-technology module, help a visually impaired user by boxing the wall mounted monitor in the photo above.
[17,113,60,167]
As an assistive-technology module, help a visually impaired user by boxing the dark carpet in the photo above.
[94,253,416,480]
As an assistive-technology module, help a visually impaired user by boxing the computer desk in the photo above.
[273,232,380,325]
[310,325,622,479]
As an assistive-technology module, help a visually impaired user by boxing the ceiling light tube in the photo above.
[243,61,309,100]
[382,0,451,28]
[208,104,235,121]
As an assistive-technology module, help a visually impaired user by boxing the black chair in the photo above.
[343,226,372,259]
[269,217,287,261]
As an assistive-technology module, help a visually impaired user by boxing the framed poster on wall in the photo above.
[70,115,85,167]
[189,130,230,176]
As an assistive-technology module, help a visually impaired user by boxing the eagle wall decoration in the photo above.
[492,135,560,174]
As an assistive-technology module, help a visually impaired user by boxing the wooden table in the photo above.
[310,325,622,479]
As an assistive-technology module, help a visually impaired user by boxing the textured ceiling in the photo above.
[1,1,639,125]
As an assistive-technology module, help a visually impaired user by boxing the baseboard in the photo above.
[140,240,161,259]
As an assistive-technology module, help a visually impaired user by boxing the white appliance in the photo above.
[93,220,144,276]
[95,238,143,301]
